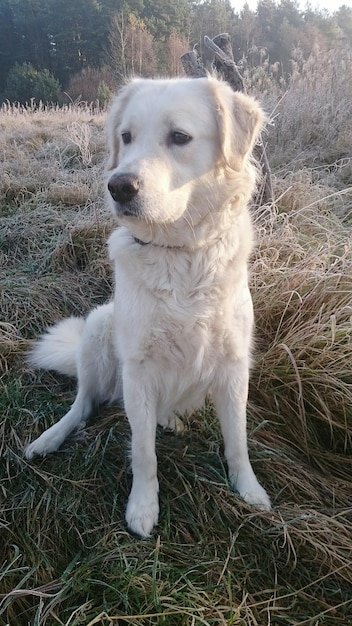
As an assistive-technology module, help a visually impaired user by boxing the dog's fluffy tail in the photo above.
[27,316,85,378]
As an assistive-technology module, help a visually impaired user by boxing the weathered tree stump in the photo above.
[181,34,273,207]
[179,48,206,78]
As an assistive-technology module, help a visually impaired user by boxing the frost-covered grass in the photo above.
[1,84,351,624]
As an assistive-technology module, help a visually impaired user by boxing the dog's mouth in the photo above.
[109,196,143,219]
[115,201,141,218]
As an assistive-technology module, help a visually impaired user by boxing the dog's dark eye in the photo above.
[170,131,192,146]
[121,131,132,145]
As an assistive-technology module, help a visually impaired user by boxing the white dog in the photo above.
[26,76,271,537]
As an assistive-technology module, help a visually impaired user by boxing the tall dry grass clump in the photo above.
[250,205,352,478]
[0,89,351,624]
[261,45,352,213]
[268,45,352,160]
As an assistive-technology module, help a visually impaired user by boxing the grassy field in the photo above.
[1,71,352,625]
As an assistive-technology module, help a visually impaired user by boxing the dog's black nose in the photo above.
[108,173,140,204]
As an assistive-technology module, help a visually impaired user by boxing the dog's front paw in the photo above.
[25,437,50,460]
[231,467,271,512]
[25,429,61,460]
[125,488,159,538]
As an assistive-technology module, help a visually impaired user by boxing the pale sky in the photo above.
[231,0,352,13]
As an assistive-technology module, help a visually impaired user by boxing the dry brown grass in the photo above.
[0,93,351,625]
[251,205,352,477]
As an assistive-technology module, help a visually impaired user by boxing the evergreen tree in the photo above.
[143,0,191,40]
[0,0,17,93]
[190,0,234,53]
[335,5,352,43]
[45,0,106,86]
[4,62,61,104]
[0,0,51,92]
[232,3,256,63]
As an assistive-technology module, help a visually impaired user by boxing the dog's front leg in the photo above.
[123,371,159,537]
[213,360,271,511]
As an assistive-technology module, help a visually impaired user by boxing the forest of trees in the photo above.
[1,0,352,105]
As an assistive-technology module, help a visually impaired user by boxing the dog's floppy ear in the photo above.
[106,80,142,171]
[210,80,265,171]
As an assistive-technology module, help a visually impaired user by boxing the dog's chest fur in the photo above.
[108,226,253,412]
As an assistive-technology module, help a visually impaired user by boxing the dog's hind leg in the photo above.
[157,411,184,432]
[25,302,117,460]
[25,390,94,459]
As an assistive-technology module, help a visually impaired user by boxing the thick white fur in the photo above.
[26,76,271,537]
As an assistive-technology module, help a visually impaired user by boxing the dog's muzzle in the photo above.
[108,173,141,216]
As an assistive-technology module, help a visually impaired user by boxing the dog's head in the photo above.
[106,77,264,246]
